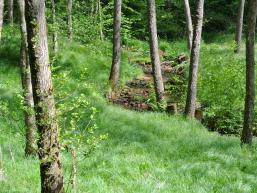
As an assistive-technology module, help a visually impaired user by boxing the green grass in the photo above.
[1,29,257,193]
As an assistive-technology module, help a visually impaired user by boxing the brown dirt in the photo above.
[108,53,188,112]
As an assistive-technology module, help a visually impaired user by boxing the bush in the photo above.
[198,36,250,135]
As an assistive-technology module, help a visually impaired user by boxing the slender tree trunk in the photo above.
[109,0,122,91]
[235,0,245,54]
[70,148,77,193]
[8,0,13,25]
[51,0,58,54]
[0,0,4,41]
[241,0,257,144]
[25,0,64,192]
[18,0,37,156]
[91,0,95,17]
[98,0,104,41]
[185,0,205,117]
[67,0,73,42]
[183,0,193,51]
[147,0,165,104]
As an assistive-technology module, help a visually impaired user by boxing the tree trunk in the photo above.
[98,0,104,41]
[109,0,122,91]
[147,0,165,104]
[8,0,13,25]
[0,0,4,41]
[70,148,77,193]
[67,0,73,42]
[235,0,245,54]
[185,0,205,117]
[18,0,37,156]
[241,0,257,144]
[183,0,193,51]
[25,0,64,192]
[51,0,58,54]
[91,0,95,17]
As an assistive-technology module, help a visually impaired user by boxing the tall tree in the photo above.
[67,0,73,41]
[183,0,193,51]
[241,0,257,144]
[235,0,245,54]
[8,0,13,25]
[185,0,205,117]
[0,0,3,41]
[51,0,58,54]
[147,0,165,104]
[109,0,122,91]
[25,0,64,192]
[98,0,104,41]
[18,0,37,156]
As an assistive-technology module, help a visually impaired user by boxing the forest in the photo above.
[1,0,257,192]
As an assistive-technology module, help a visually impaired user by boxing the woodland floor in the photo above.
[109,54,187,112]
[1,30,257,193]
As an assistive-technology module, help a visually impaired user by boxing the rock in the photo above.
[176,54,188,64]
[141,103,149,110]
[166,103,178,114]
[195,109,203,120]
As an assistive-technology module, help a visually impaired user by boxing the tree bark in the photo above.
[67,0,73,42]
[91,0,95,17]
[25,0,64,192]
[18,0,37,156]
[0,0,4,41]
[147,0,165,103]
[109,0,122,91]
[8,0,13,25]
[51,0,58,54]
[98,0,104,41]
[71,148,77,193]
[185,0,205,117]
[183,0,193,51]
[241,0,257,144]
[235,0,245,54]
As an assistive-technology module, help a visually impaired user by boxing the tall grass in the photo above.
[1,28,257,193]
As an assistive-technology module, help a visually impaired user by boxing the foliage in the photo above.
[2,38,257,192]
[44,0,239,43]
[53,65,108,158]
[198,34,247,135]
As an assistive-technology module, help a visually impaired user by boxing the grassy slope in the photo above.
[1,31,257,193]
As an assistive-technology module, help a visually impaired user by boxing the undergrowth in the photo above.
[1,28,257,193]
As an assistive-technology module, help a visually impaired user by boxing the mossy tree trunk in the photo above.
[235,0,245,54]
[18,0,37,156]
[241,0,257,144]
[185,0,205,117]
[25,0,64,192]
[109,0,122,91]
[147,0,165,104]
